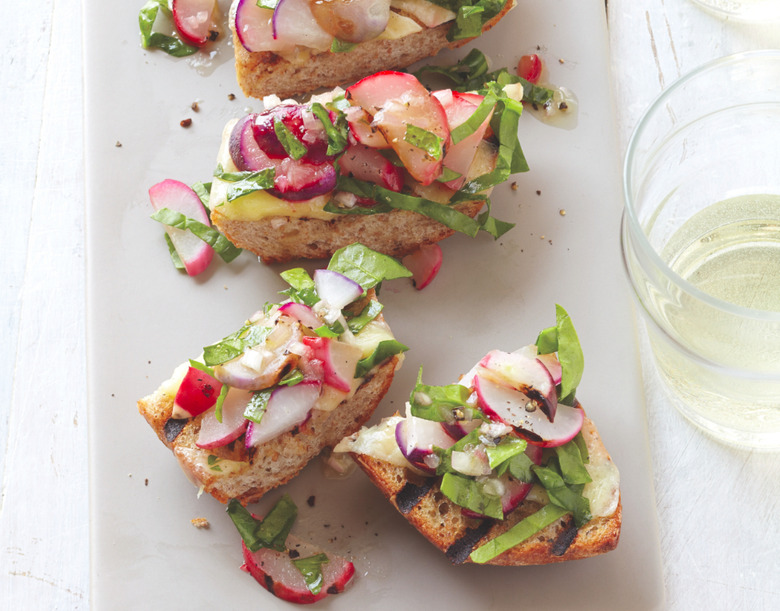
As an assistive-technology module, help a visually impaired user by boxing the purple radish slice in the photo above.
[278,301,322,329]
[234,0,292,53]
[313,269,363,310]
[148,179,214,276]
[242,534,355,604]
[271,0,332,52]
[229,114,275,172]
[536,352,562,385]
[395,416,457,472]
[474,375,584,448]
[441,418,480,440]
[478,350,558,421]
[268,157,337,201]
[172,0,220,46]
[245,381,321,447]
[195,388,251,449]
[300,336,363,392]
[309,0,391,43]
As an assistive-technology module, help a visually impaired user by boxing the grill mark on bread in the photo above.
[163,418,187,443]
[551,519,579,556]
[395,479,434,514]
[445,520,494,564]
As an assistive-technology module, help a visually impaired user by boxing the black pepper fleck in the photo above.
[307,495,315,507]
[228,93,236,100]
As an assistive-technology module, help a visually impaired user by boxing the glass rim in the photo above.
[622,49,780,325]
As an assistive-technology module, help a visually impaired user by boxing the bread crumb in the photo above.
[559,58,565,64]
[228,93,236,100]
[191,518,210,529]
[536,190,541,195]
[510,182,518,191]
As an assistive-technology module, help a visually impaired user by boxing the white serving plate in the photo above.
[85,0,664,608]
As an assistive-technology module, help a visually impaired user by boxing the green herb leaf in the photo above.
[151,207,243,263]
[404,125,444,160]
[440,472,503,519]
[202,322,273,366]
[556,440,592,486]
[437,166,463,183]
[347,300,384,334]
[279,268,320,306]
[278,369,304,386]
[214,383,229,423]
[449,93,497,145]
[534,305,584,404]
[192,181,212,210]
[470,504,569,563]
[273,117,307,160]
[485,436,527,470]
[256,0,280,9]
[506,451,534,482]
[310,103,348,156]
[292,553,330,594]
[414,48,489,86]
[138,0,198,57]
[409,368,475,422]
[214,164,276,201]
[355,339,408,378]
[328,243,411,290]
[164,233,185,270]
[243,389,272,423]
[532,462,591,527]
[330,38,356,53]
[207,454,223,472]
[226,494,298,553]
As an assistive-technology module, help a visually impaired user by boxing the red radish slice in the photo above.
[478,350,557,421]
[269,157,337,201]
[309,0,390,43]
[278,302,322,329]
[300,336,362,392]
[173,366,223,418]
[346,71,425,115]
[272,0,332,51]
[172,0,220,46]
[345,106,389,148]
[441,418,480,440]
[229,114,275,172]
[402,244,443,290]
[234,0,291,53]
[517,54,543,84]
[245,381,321,447]
[395,415,457,472]
[252,105,333,163]
[313,269,363,310]
[148,179,214,276]
[196,388,252,449]
[536,352,562,385]
[337,144,403,191]
[474,375,584,447]
[242,535,355,604]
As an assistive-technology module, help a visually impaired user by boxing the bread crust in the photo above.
[350,417,622,565]
[211,199,485,264]
[233,3,515,100]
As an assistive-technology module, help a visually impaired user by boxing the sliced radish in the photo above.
[245,381,321,447]
[462,473,532,519]
[395,416,457,472]
[172,0,220,47]
[148,179,214,276]
[272,0,333,52]
[478,350,557,421]
[269,157,337,201]
[234,0,292,53]
[229,114,275,172]
[195,388,252,449]
[337,144,403,192]
[389,0,456,27]
[536,352,562,386]
[300,336,362,392]
[517,54,543,84]
[242,534,355,604]
[313,269,364,310]
[278,302,323,330]
[474,375,584,447]
[309,0,391,43]
[346,71,425,115]
[252,105,332,163]
[173,366,223,418]
[402,243,443,290]
[441,418,480,440]
[345,106,389,148]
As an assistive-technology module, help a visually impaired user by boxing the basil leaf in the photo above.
[292,553,329,594]
[310,103,348,156]
[449,93,496,145]
[409,368,474,422]
[476,197,515,239]
[278,369,304,386]
[470,504,569,563]
[207,454,223,472]
[347,300,383,334]
[506,452,534,482]
[226,494,298,553]
[279,268,320,306]
[257,0,279,9]
[151,208,242,263]
[437,166,462,183]
[214,383,229,423]
[573,431,589,464]
[432,429,482,474]
[440,472,503,519]
[355,339,408,378]
[532,463,591,527]
[273,118,307,160]
[555,440,592,486]
[192,181,212,210]
[554,304,584,405]
[202,322,273,366]
[214,164,276,201]
[138,0,198,57]
[535,326,558,355]
[328,243,411,290]
[331,38,356,53]
[414,48,489,86]
[404,125,444,160]
[314,325,340,339]
[163,233,185,270]
[226,499,264,551]
[454,5,485,40]
[243,389,272,424]
[485,436,527,470]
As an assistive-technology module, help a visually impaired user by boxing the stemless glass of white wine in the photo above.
[621,51,780,450]
[690,0,780,21]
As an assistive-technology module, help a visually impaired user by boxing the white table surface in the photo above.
[2,1,779,608]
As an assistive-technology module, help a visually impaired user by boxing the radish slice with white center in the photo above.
[345,106,389,148]
[196,388,252,449]
[245,381,321,447]
[309,0,391,43]
[395,415,456,472]
[229,114,275,172]
[278,301,322,329]
[148,179,214,276]
[537,352,563,385]
[300,336,363,392]
[242,534,355,604]
[313,269,363,310]
[402,243,443,290]
[272,0,333,51]
[234,0,291,53]
[478,350,557,421]
[441,418,480,440]
[172,0,220,46]
[337,144,403,191]
[474,375,584,447]
[173,366,223,419]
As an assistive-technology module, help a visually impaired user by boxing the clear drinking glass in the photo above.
[691,0,780,21]
[621,50,780,450]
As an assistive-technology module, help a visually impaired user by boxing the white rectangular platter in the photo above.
[85,0,665,608]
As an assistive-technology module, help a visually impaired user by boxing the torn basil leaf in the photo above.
[292,553,330,594]
[151,207,242,263]
[440,472,503,519]
[355,339,408,378]
[214,164,276,201]
[328,243,411,290]
[347,300,383,334]
[138,0,198,57]
[404,125,444,160]
[310,103,348,156]
[274,118,307,160]
[243,389,272,424]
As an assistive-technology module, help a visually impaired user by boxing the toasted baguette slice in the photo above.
[347,416,621,565]
[139,353,401,505]
[233,1,515,100]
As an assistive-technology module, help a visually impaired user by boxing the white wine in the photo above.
[647,194,780,447]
